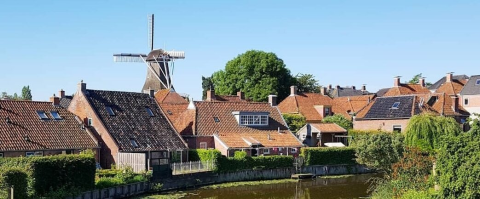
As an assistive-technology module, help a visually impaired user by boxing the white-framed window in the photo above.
[465,98,469,106]
[278,148,283,152]
[87,118,93,126]
[290,148,298,154]
[263,148,270,155]
[393,125,402,133]
[0,152,3,158]
[325,107,331,116]
[239,115,269,126]
[199,142,207,149]
[302,134,306,139]
[26,151,43,157]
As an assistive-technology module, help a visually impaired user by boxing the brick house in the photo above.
[429,73,469,122]
[169,93,303,157]
[68,81,188,170]
[297,123,347,147]
[0,97,99,158]
[460,75,480,119]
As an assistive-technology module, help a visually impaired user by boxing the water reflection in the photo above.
[177,174,374,199]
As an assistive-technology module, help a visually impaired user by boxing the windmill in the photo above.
[113,14,185,93]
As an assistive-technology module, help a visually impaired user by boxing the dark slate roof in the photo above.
[376,88,390,97]
[363,96,416,119]
[59,96,73,109]
[429,75,469,90]
[328,87,369,98]
[460,75,480,95]
[85,89,187,152]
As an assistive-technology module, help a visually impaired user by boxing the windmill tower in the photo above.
[113,14,185,93]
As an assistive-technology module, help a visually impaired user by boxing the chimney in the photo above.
[50,94,60,106]
[290,86,298,96]
[394,76,401,87]
[268,95,277,106]
[328,84,332,90]
[451,95,458,112]
[78,80,86,92]
[336,85,341,90]
[446,72,453,82]
[361,84,366,92]
[149,88,155,98]
[59,89,65,98]
[419,77,426,87]
[206,90,215,101]
[352,86,356,90]
[237,91,245,100]
[320,87,327,95]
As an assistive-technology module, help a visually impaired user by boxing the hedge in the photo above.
[301,147,356,166]
[216,156,294,172]
[0,168,29,199]
[189,149,222,162]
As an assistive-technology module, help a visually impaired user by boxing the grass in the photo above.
[318,174,355,179]
[134,192,188,199]
[201,179,298,189]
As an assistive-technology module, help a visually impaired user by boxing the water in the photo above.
[150,174,375,199]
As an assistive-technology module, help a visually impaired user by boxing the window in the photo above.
[130,139,139,148]
[26,151,43,157]
[36,111,49,120]
[393,125,402,133]
[50,111,62,120]
[0,153,3,158]
[263,148,270,154]
[465,98,469,106]
[145,107,155,117]
[302,134,306,139]
[392,102,401,109]
[213,117,220,123]
[240,115,269,126]
[476,79,480,85]
[290,148,298,154]
[87,118,93,126]
[199,142,207,149]
[325,107,331,116]
[26,152,35,157]
[105,106,115,116]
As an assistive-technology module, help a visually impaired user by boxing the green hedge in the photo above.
[216,156,294,172]
[1,168,29,199]
[189,149,222,162]
[301,147,356,166]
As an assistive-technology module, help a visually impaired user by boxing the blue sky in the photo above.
[0,1,479,101]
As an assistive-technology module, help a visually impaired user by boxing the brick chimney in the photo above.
[206,90,215,101]
[336,85,341,90]
[328,84,332,90]
[394,76,401,87]
[50,94,60,106]
[446,72,453,82]
[59,89,65,98]
[419,77,426,87]
[78,80,86,92]
[361,84,366,92]
[352,86,356,90]
[149,88,155,98]
[237,91,245,100]
[320,86,328,95]
[451,95,459,112]
[290,86,298,96]
[268,95,277,106]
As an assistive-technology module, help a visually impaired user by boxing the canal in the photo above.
[139,174,375,199]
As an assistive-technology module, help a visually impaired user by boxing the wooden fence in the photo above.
[117,152,146,173]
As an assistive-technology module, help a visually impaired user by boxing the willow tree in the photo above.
[404,114,461,152]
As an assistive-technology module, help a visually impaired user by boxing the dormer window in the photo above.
[106,106,115,116]
[392,102,400,109]
[36,111,49,120]
[232,111,269,126]
[50,111,62,120]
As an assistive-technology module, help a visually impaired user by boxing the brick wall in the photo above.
[461,95,480,117]
[182,136,214,149]
[353,119,410,132]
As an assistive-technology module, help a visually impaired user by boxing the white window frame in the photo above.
[290,148,298,154]
[50,111,62,120]
[263,148,270,155]
[393,125,402,133]
[392,102,401,109]
[87,118,93,126]
[106,106,115,116]
[199,142,207,149]
[36,111,49,120]
[26,152,35,157]
[239,115,269,126]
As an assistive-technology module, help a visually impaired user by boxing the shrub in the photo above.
[301,147,356,166]
[95,177,124,189]
[216,155,294,172]
[282,114,306,133]
[234,151,247,159]
[322,114,353,130]
[348,129,386,137]
[189,149,222,163]
[0,168,29,199]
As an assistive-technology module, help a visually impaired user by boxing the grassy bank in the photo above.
[317,174,355,179]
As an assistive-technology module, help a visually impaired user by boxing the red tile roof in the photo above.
[332,95,375,119]
[155,89,188,104]
[0,100,98,151]
[278,93,333,122]
[383,84,431,97]
[310,123,347,133]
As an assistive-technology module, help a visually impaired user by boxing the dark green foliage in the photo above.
[216,156,294,172]
[234,151,247,159]
[351,132,404,174]
[405,114,460,152]
[0,168,29,199]
[21,85,32,100]
[95,177,124,189]
[293,73,320,93]
[436,125,480,199]
[348,129,385,137]
[408,73,432,86]
[189,149,223,163]
[201,76,214,100]
[95,167,151,189]
[300,147,356,166]
[322,114,353,130]
[211,50,294,102]
[282,114,306,133]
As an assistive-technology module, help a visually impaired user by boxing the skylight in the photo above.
[36,111,49,120]
[106,106,115,116]
[476,79,480,85]
[146,107,155,117]
[130,139,139,148]
[50,111,62,120]
[213,117,220,123]
[392,102,400,109]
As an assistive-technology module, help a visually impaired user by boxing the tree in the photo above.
[211,50,294,102]
[1,92,21,100]
[404,114,461,152]
[294,73,320,93]
[322,114,353,130]
[282,114,306,134]
[201,76,214,100]
[21,86,32,100]
[408,73,432,86]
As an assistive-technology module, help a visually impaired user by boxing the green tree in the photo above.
[211,50,293,102]
[21,85,32,100]
[404,114,460,152]
[322,114,353,130]
[1,92,21,100]
[294,73,320,93]
[201,76,214,100]
[408,73,432,86]
[282,114,306,134]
